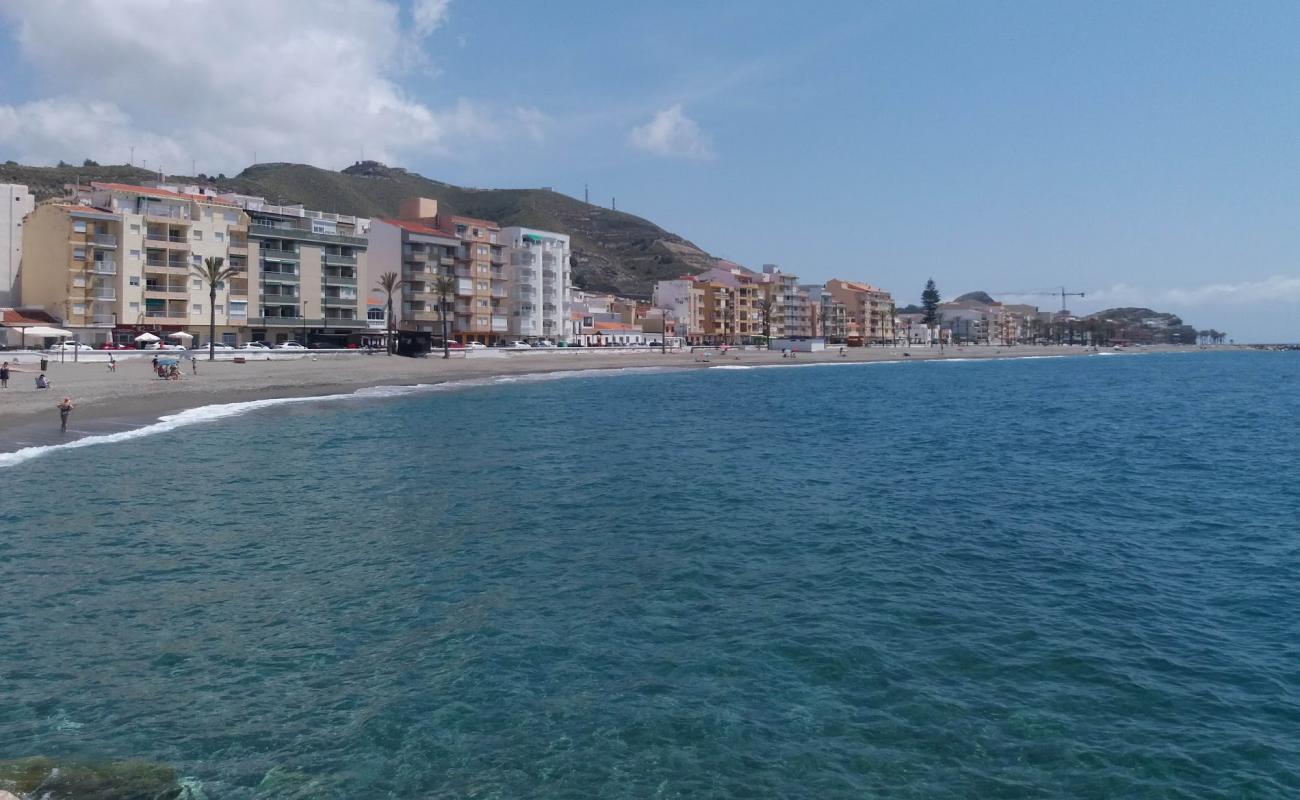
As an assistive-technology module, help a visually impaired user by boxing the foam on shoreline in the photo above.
[0,366,683,469]
[0,352,1145,469]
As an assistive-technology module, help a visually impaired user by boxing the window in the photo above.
[192,279,203,289]
[229,301,247,316]
[368,308,384,321]
[192,304,203,315]
[73,247,86,261]
[477,316,487,327]
[192,254,202,265]
[224,211,237,224]
[130,224,140,233]
[129,276,140,286]
[130,249,140,260]
[73,220,87,233]
[72,276,86,288]
[215,231,224,241]
[72,303,86,315]
[192,230,203,241]
[478,299,489,308]
[477,246,487,256]
[129,302,140,311]
[477,281,488,290]
[215,304,224,314]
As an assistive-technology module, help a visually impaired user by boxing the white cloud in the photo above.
[1084,275,1300,307]
[411,0,451,36]
[514,107,549,143]
[629,104,714,160]
[0,0,493,174]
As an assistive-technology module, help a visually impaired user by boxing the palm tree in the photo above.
[375,271,404,355]
[433,273,456,359]
[194,255,241,360]
[759,295,775,347]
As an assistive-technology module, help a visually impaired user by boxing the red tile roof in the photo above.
[380,218,443,236]
[2,308,61,326]
[55,203,117,218]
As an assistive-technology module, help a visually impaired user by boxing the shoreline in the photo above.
[0,345,1232,460]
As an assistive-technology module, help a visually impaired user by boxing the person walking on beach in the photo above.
[0,360,9,388]
[191,355,198,375]
[107,354,116,372]
[57,396,73,433]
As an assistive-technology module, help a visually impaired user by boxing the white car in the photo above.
[504,340,532,349]
[533,340,556,348]
[466,342,488,350]
[48,341,97,352]
[239,342,271,350]
[206,342,235,351]
[275,341,307,350]
[160,343,187,351]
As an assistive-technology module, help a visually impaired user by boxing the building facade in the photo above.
[826,279,896,344]
[2,183,36,308]
[367,217,460,343]
[500,226,571,342]
[22,183,252,346]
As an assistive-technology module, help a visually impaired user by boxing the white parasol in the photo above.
[134,332,161,342]
[168,331,194,341]
[17,326,72,338]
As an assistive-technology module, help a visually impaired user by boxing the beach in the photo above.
[0,344,1210,449]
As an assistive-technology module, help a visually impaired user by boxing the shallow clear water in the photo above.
[2,352,1298,798]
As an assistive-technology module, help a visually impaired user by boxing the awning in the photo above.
[15,326,71,337]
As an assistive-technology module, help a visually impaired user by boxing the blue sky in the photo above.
[2,1,1299,340]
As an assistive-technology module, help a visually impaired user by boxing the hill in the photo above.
[1084,307,1199,344]
[954,291,997,305]
[0,160,719,297]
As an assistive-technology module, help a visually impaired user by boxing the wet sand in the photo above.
[0,345,1211,451]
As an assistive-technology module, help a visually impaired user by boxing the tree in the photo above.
[193,256,241,360]
[921,279,941,327]
[433,273,456,359]
[759,294,775,346]
[375,271,404,355]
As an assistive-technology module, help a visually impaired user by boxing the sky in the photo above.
[1,0,1298,341]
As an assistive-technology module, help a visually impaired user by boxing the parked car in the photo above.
[239,341,271,350]
[275,341,307,350]
[533,340,556,348]
[49,342,97,352]
[206,342,235,350]
[466,342,487,350]
[504,340,532,349]
[99,342,132,350]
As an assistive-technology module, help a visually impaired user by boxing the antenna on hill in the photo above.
[584,183,589,204]
[612,196,616,211]
[129,146,134,166]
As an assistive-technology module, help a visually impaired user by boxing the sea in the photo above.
[1,351,1297,799]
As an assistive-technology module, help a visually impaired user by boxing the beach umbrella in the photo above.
[14,325,71,349]
[168,331,194,341]
[134,332,161,342]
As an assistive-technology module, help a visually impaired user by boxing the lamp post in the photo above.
[302,299,310,346]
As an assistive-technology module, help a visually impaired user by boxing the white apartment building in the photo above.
[499,226,571,342]
[2,183,36,308]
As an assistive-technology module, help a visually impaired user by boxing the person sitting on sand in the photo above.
[35,372,50,389]
[57,396,73,433]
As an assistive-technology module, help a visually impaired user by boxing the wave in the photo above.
[0,366,683,469]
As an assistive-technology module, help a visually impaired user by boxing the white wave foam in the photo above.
[0,366,682,469]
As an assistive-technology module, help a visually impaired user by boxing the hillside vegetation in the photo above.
[0,160,718,296]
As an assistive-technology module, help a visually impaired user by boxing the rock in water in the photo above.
[0,756,182,799]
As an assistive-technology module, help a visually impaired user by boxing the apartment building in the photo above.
[215,192,371,346]
[757,265,813,338]
[21,183,252,345]
[499,226,571,342]
[826,279,896,344]
[374,198,509,345]
[653,277,706,342]
[367,217,460,342]
[2,183,36,307]
[802,284,848,341]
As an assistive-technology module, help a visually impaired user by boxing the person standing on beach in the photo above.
[57,396,73,433]
[191,355,198,375]
[0,360,9,388]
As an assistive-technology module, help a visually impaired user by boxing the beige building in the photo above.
[826,279,896,344]
[21,183,252,346]
[368,216,461,343]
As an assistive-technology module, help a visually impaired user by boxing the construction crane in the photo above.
[991,287,1085,312]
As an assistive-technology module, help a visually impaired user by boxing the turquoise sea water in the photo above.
[2,352,1298,798]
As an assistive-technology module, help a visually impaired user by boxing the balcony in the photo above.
[260,248,299,262]
[144,284,188,296]
[322,272,358,286]
[92,314,116,325]
[323,253,357,266]
[90,288,116,300]
[322,295,358,306]
[93,234,117,247]
[440,256,454,266]
[402,248,429,261]
[261,269,299,281]
[90,261,118,275]
[142,206,187,222]
[248,222,367,247]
